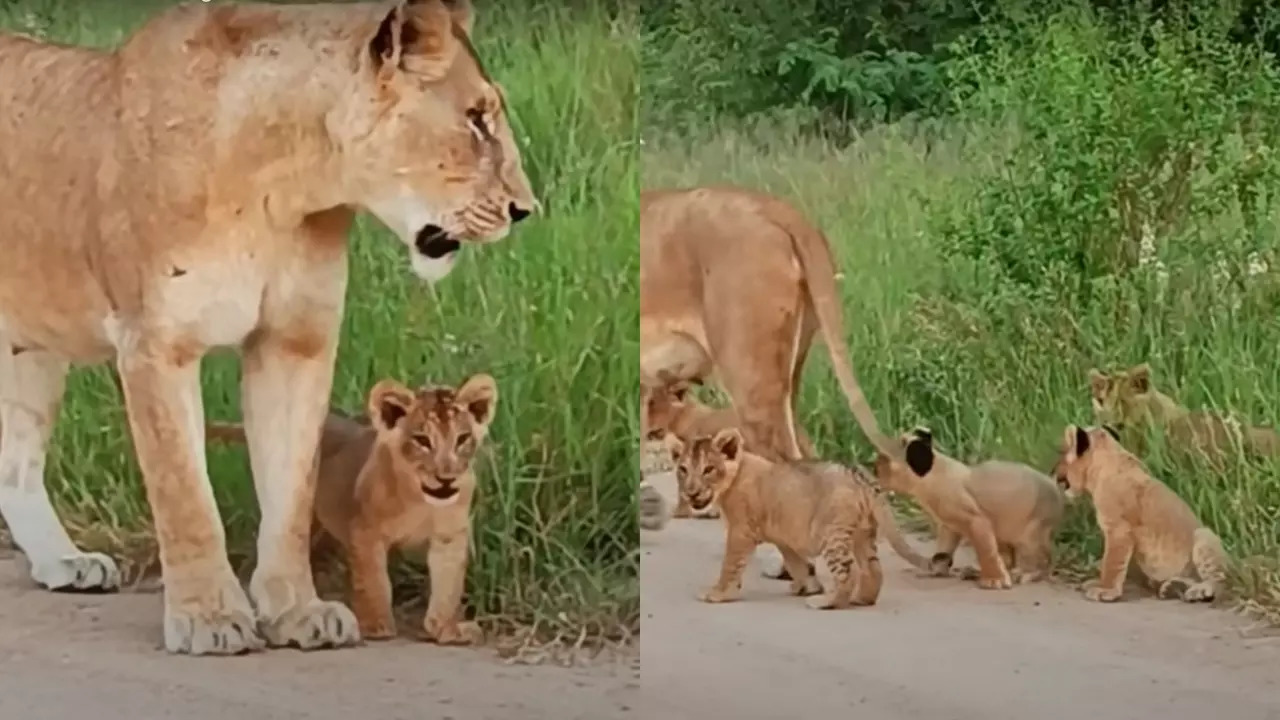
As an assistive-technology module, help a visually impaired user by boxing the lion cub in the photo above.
[872,429,1064,586]
[1051,424,1228,603]
[208,373,498,643]
[669,428,911,609]
[1090,363,1280,463]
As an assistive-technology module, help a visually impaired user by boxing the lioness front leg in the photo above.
[1083,522,1133,603]
[423,532,480,645]
[701,531,756,603]
[118,347,262,655]
[0,348,119,592]
[241,321,359,650]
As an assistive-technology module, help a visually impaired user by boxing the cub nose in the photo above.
[508,202,531,224]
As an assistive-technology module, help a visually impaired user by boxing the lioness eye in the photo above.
[455,432,472,449]
[413,434,432,450]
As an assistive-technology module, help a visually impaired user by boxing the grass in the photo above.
[1,0,639,642]
[643,116,1280,623]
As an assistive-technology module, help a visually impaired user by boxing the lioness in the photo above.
[669,429,930,608]
[209,373,497,643]
[640,186,899,465]
[0,0,535,655]
[872,429,1064,586]
[1089,363,1280,463]
[1051,425,1228,603]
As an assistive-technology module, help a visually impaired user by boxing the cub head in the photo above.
[1088,363,1156,429]
[1050,424,1120,499]
[642,379,698,438]
[669,428,743,513]
[367,372,499,507]
[871,426,936,493]
[333,0,537,283]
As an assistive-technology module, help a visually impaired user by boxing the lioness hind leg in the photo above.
[0,349,120,593]
[807,528,880,609]
[118,349,262,655]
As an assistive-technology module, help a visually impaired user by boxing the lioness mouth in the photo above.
[422,483,459,501]
[415,225,462,259]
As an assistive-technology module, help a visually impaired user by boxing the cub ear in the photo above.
[368,379,415,432]
[1088,368,1109,396]
[668,380,693,402]
[645,428,667,443]
[1101,424,1121,441]
[440,0,474,36]
[904,433,934,476]
[711,428,743,462]
[664,434,685,465]
[1127,363,1151,394]
[455,373,498,427]
[1074,426,1091,456]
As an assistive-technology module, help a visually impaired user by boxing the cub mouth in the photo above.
[422,483,459,501]
[415,225,462,259]
[687,491,714,511]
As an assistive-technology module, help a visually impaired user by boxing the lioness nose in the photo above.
[508,202,531,224]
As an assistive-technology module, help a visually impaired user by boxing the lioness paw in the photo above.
[1082,581,1122,603]
[259,599,362,650]
[424,617,483,646]
[164,598,265,656]
[32,552,120,593]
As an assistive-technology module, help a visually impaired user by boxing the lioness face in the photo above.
[337,0,537,284]
[1088,364,1153,429]
[368,373,499,507]
[671,429,743,512]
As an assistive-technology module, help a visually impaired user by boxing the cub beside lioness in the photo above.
[669,428,928,609]
[209,373,498,642]
[1051,424,1228,603]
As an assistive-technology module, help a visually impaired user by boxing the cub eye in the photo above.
[413,434,432,450]
[675,467,687,480]
[701,466,715,476]
[455,432,472,449]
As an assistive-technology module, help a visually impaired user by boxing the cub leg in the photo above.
[700,529,756,604]
[345,530,396,640]
[963,514,1012,590]
[927,525,963,577]
[118,345,262,655]
[1180,527,1226,602]
[1083,521,1134,602]
[423,532,480,645]
[0,348,120,592]
[779,546,822,596]
[808,527,881,609]
[1013,525,1055,583]
[241,318,359,650]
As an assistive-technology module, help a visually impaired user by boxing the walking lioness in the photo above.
[640,186,899,465]
[0,0,535,655]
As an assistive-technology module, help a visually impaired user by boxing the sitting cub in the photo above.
[669,428,897,610]
[208,373,498,643]
[1051,424,1227,603]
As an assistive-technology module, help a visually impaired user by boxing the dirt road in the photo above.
[640,471,1280,720]
[0,556,637,720]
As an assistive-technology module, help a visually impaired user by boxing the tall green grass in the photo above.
[1,1,638,639]
[644,6,1280,621]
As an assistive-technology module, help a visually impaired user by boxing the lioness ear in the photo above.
[904,434,934,476]
[1074,426,1091,456]
[711,428,743,462]
[369,1,459,81]
[368,379,415,432]
[1088,369,1109,395]
[455,373,498,427]
[1127,363,1151,394]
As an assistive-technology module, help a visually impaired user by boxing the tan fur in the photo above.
[639,480,669,532]
[668,429,926,609]
[1051,425,1228,603]
[640,186,900,466]
[873,431,1064,586]
[1089,364,1280,464]
[0,1,534,655]
[210,373,498,642]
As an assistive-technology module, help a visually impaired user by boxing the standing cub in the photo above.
[670,428,919,609]
[1051,424,1228,603]
[208,373,498,643]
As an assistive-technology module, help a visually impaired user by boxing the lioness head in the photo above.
[668,428,743,513]
[871,426,936,493]
[1088,363,1157,429]
[367,372,499,507]
[334,0,537,283]
[1050,424,1121,499]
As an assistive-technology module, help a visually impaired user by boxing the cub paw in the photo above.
[804,593,843,610]
[953,565,981,581]
[693,506,721,520]
[1181,581,1216,603]
[260,599,362,650]
[928,552,954,577]
[1082,580,1122,602]
[358,618,398,641]
[164,590,266,656]
[789,575,823,596]
[32,552,120,593]
[672,502,693,519]
[424,617,483,646]
[1157,577,1191,600]
[698,587,739,604]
